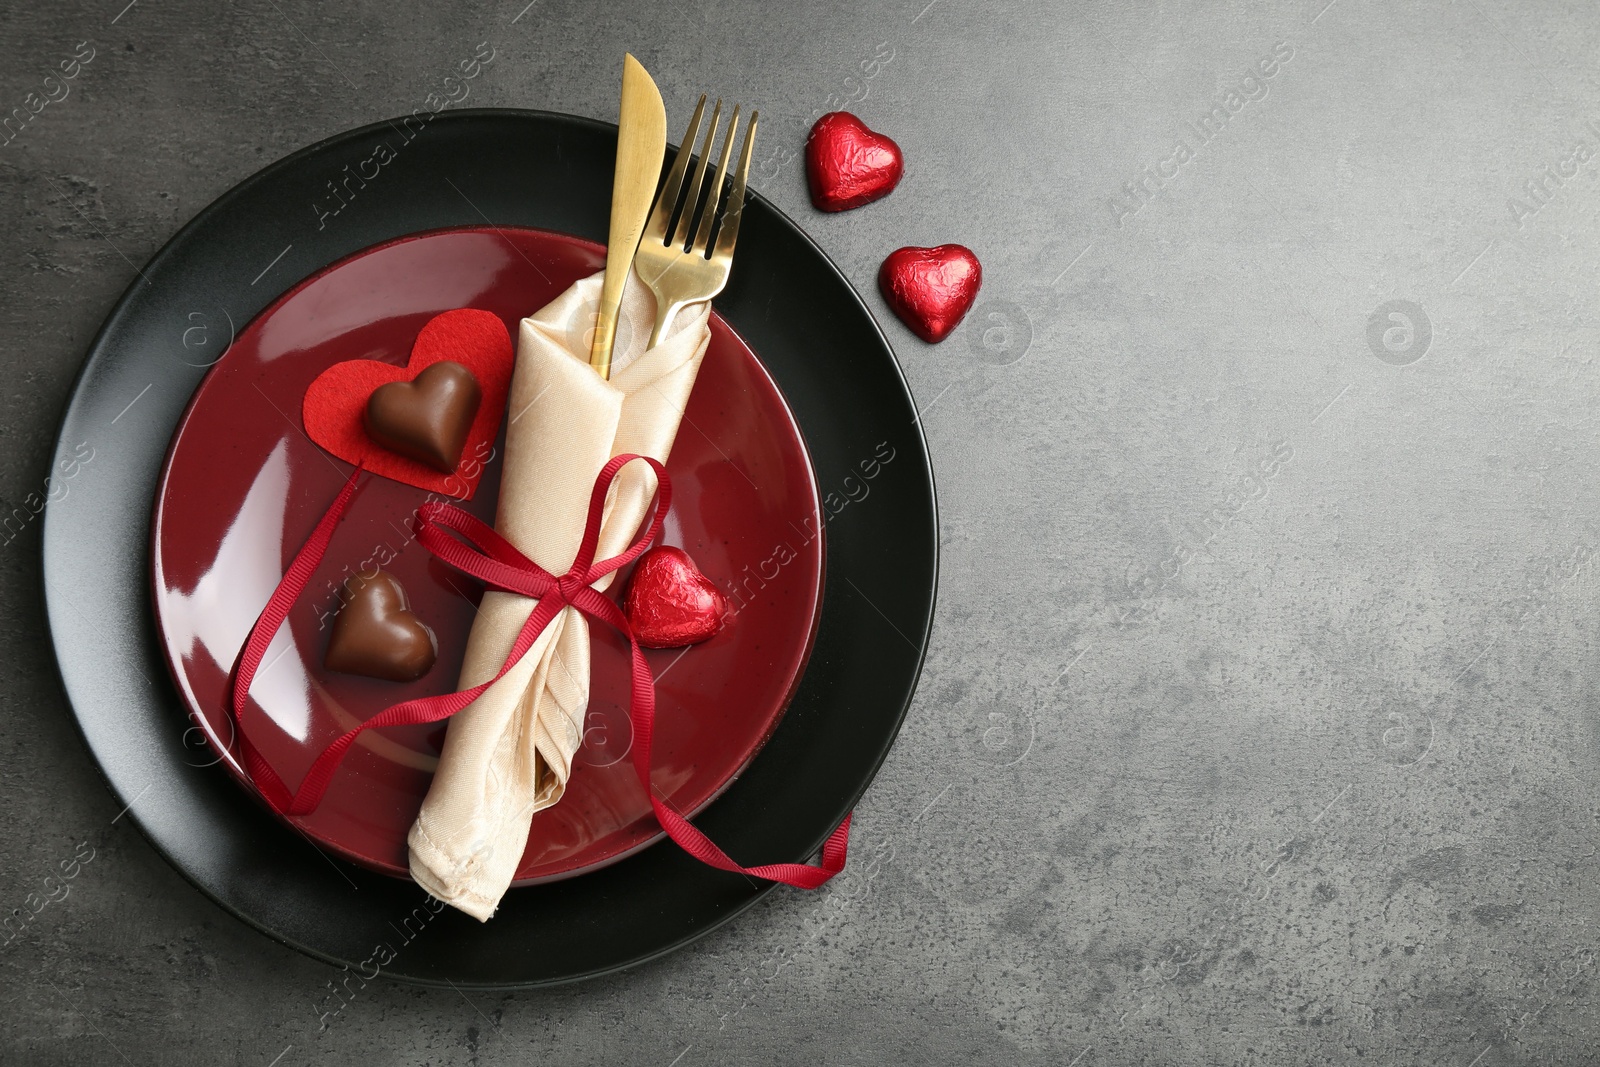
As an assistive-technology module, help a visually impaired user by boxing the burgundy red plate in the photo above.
[150,227,824,883]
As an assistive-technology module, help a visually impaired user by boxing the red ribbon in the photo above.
[230,454,849,889]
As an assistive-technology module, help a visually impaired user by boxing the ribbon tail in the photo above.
[620,609,850,889]
[230,466,364,812]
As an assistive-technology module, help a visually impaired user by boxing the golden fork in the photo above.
[635,95,757,349]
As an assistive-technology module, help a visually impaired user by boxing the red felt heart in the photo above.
[878,244,983,343]
[806,111,904,212]
[623,546,728,649]
[303,309,513,498]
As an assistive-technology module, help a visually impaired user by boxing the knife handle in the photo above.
[589,285,625,378]
[589,53,665,380]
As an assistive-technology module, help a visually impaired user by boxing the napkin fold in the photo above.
[407,270,710,920]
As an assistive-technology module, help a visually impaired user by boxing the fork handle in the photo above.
[648,302,687,351]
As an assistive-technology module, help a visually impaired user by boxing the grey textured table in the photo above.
[3,0,1596,1063]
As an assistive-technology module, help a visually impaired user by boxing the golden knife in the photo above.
[589,54,667,380]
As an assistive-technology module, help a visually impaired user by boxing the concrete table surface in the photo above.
[3,0,1597,1064]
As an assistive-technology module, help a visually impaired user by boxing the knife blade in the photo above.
[589,54,667,380]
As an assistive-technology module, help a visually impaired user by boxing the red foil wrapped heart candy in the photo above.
[805,112,904,212]
[623,546,728,649]
[878,244,983,343]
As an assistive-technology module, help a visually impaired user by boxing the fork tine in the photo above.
[646,94,706,242]
[671,99,722,251]
[712,109,757,260]
[690,106,739,255]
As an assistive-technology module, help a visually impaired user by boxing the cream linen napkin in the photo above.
[408,270,711,920]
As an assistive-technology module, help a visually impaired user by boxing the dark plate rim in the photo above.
[42,106,940,988]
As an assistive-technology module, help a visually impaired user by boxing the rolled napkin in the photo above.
[408,270,711,920]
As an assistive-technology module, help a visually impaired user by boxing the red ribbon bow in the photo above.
[231,454,850,889]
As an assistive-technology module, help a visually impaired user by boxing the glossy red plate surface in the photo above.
[150,227,824,884]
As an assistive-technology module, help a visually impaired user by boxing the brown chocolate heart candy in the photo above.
[363,360,483,473]
[325,570,438,682]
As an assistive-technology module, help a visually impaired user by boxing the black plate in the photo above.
[42,110,937,987]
